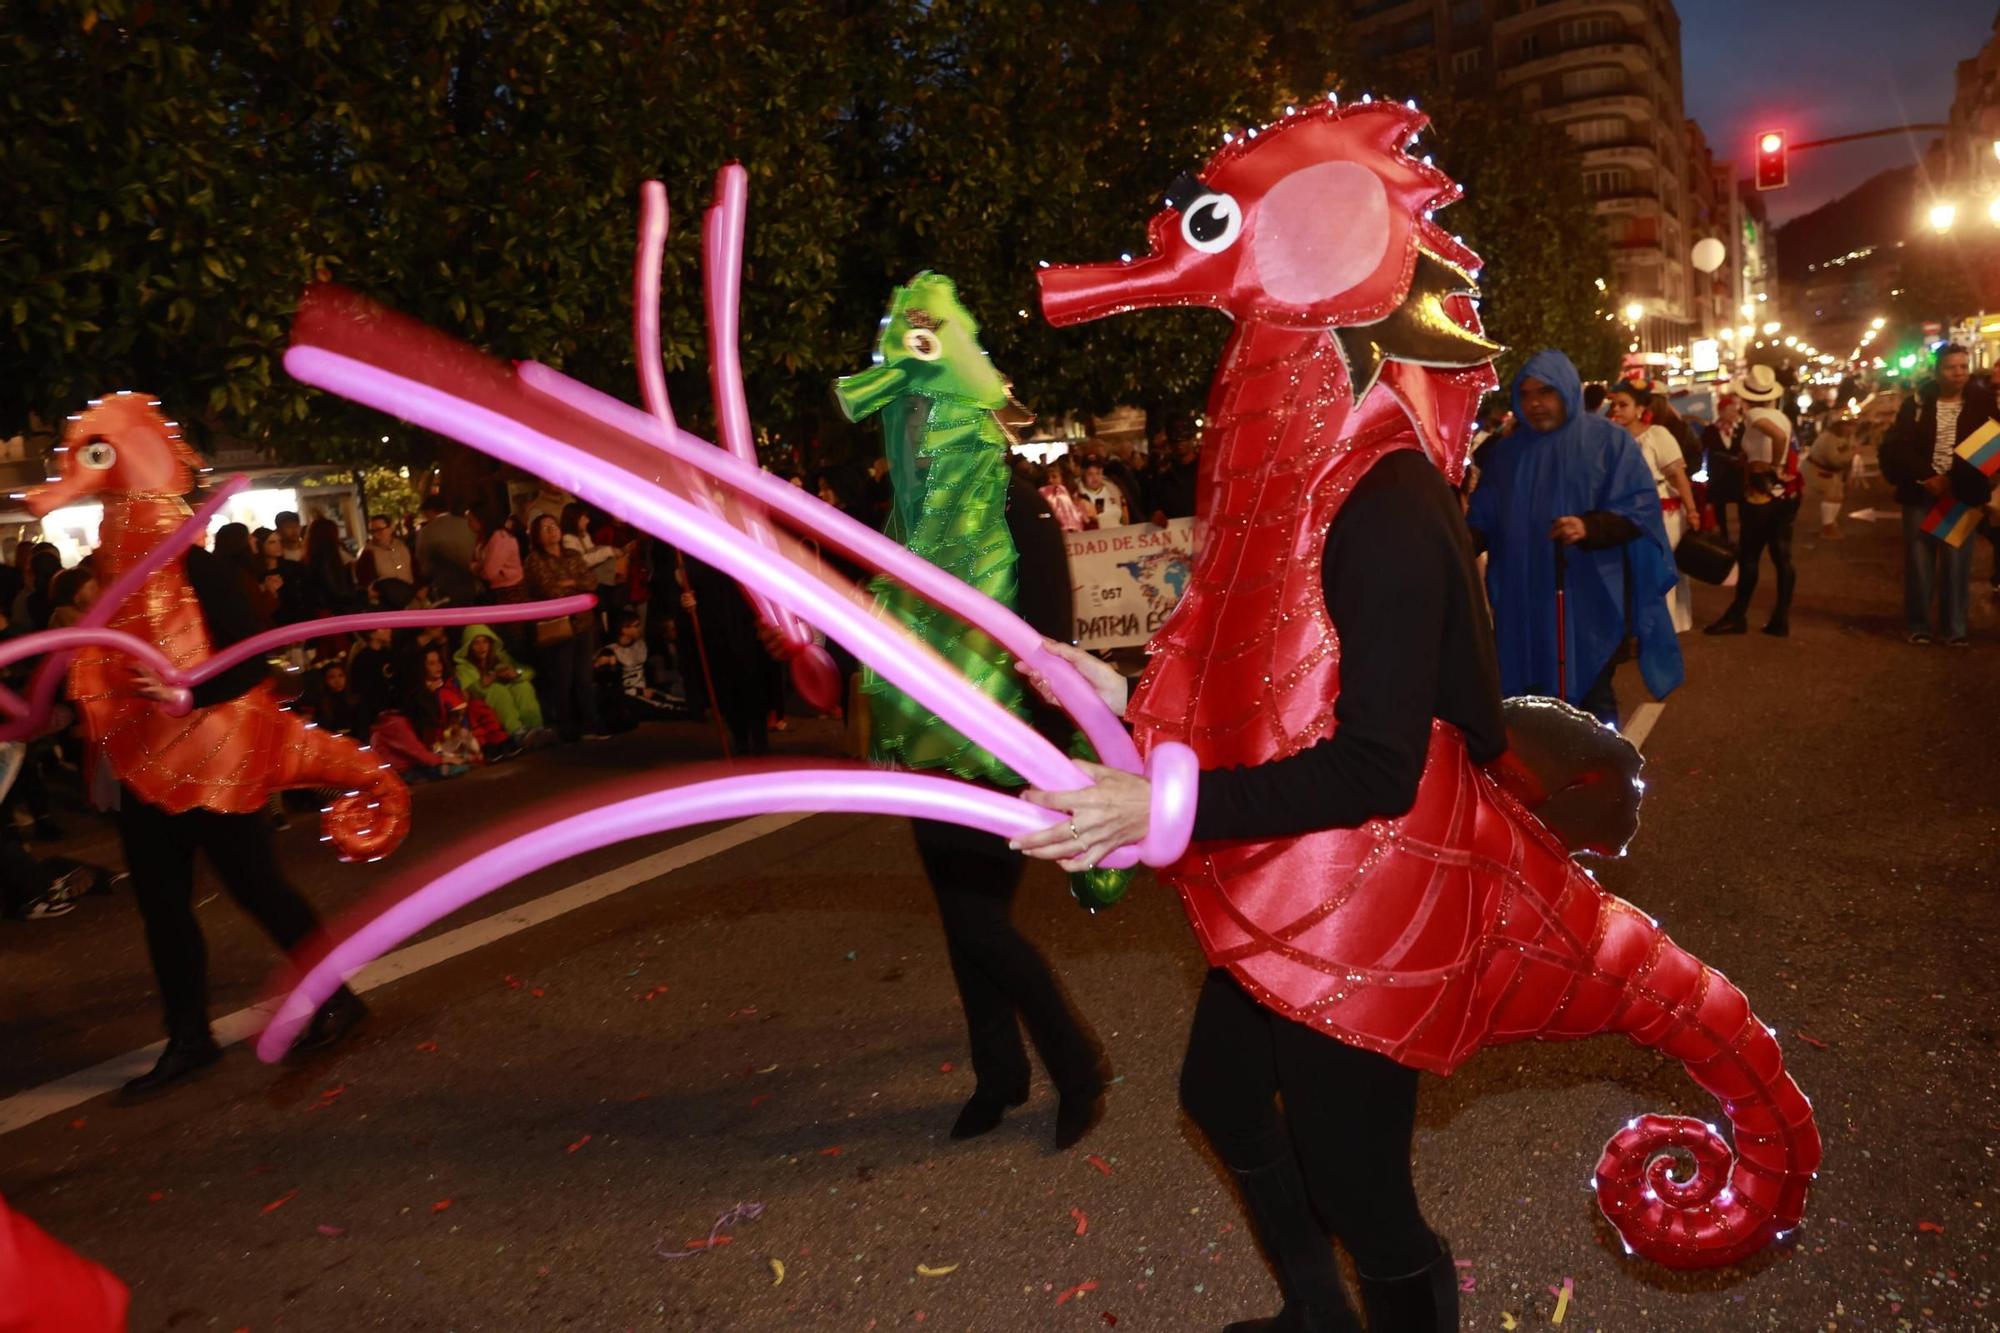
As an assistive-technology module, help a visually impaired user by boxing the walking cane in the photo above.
[673,551,734,759]
[1553,539,1569,701]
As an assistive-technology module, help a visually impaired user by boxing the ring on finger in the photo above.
[1068,819,1082,843]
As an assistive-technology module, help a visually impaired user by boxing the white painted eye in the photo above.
[78,441,117,471]
[902,328,942,361]
[1180,191,1244,254]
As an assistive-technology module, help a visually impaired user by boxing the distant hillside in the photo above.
[1776,166,1918,283]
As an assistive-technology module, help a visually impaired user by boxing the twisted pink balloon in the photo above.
[632,171,839,710]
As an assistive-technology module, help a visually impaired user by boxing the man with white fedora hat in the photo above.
[1705,364,1800,636]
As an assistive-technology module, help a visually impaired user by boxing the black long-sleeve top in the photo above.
[1190,450,1506,843]
[183,546,273,709]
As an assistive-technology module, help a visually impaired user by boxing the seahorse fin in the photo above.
[1490,696,1643,859]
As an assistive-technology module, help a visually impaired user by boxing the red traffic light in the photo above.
[1756,129,1788,190]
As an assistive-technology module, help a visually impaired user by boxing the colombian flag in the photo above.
[1921,420,2000,547]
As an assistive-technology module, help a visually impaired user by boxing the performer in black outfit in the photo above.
[119,543,367,1099]
[919,474,1107,1150]
[1021,451,1503,1331]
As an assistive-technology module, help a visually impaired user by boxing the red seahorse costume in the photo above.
[25,393,408,859]
[1040,100,1818,1268]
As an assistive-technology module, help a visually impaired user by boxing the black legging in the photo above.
[911,817,1099,1096]
[1725,498,1797,626]
[1179,968,1436,1280]
[116,794,323,1040]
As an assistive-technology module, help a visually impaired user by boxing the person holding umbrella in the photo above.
[1464,350,1682,724]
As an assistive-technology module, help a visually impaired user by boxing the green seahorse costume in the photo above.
[835,272,1027,784]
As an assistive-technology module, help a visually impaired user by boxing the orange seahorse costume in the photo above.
[25,392,408,859]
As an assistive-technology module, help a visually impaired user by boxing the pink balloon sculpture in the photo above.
[261,178,1196,1060]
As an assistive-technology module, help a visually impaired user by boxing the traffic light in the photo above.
[1756,130,1788,191]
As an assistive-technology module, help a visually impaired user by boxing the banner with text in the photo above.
[1065,518,1197,649]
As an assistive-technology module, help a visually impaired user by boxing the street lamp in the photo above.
[1762,321,1781,335]
[1988,196,2000,225]
[1930,202,1957,233]
[1623,301,1646,323]
[1871,316,1886,330]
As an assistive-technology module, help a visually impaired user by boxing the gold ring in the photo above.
[1069,820,1081,842]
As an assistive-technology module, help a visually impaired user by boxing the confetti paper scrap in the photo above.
[1454,1257,1474,1292]
[416,1041,439,1052]
[147,1191,164,1203]
[819,1146,844,1157]
[1793,1031,1829,1049]
[566,1134,592,1154]
[916,1263,959,1277]
[1071,1208,1089,1236]
[770,1258,786,1286]
[261,1189,300,1215]
[316,1224,346,1237]
[756,1064,779,1074]
[1501,1316,1518,1330]
[1102,1316,1117,1328]
[1086,1155,1112,1176]
[658,1201,765,1260]
[1550,1277,1573,1324]
[1917,1221,1945,1234]
[432,1199,453,1213]
[1055,1280,1099,1306]
[68,1118,85,1130]
[530,987,546,998]
[503,974,522,990]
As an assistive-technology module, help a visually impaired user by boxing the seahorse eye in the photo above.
[78,439,118,471]
[1181,192,1243,253]
[903,328,943,361]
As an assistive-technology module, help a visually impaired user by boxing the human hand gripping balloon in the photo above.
[1014,762,1153,873]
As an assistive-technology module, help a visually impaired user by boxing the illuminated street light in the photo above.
[1737,324,1755,340]
[1718,327,1735,342]
[1871,316,1886,330]
[1930,202,1958,233]
[1624,301,1646,323]
[1783,336,1797,347]
[1762,321,1781,335]
[1740,302,1757,319]
[1988,196,2000,225]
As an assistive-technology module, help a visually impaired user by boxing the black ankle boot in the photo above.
[120,1030,223,1101]
[1703,612,1748,635]
[950,1079,1028,1140]
[1221,1157,1364,1333]
[1357,1237,1459,1333]
[290,987,368,1055]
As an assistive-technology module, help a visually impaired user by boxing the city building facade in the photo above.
[1351,0,1744,371]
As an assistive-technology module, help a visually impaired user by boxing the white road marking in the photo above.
[1621,701,1665,750]
[0,812,808,1139]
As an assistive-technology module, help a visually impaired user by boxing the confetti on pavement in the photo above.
[431,1199,453,1213]
[415,1041,439,1052]
[1070,1207,1088,1236]
[565,1134,592,1154]
[769,1258,785,1285]
[1550,1277,1573,1323]
[658,1201,764,1260]
[315,1224,346,1237]
[1055,1279,1099,1306]
[1455,1257,1474,1292]
[1085,1155,1112,1176]
[1918,1220,1946,1234]
[916,1263,959,1277]
[1794,1030,1829,1049]
[261,1189,299,1215]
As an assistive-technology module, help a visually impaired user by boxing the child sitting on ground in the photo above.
[594,610,684,729]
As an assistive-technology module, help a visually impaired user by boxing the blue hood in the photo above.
[1466,351,1683,718]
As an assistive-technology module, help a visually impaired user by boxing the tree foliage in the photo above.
[4,1,1611,466]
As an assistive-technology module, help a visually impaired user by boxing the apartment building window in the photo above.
[1560,17,1618,46]
[1568,117,1627,147]
[1560,67,1625,98]
[1583,167,1633,197]
[1451,0,1483,27]
[1519,32,1542,58]
[1451,48,1483,76]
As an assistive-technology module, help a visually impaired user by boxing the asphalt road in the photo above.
[2,475,1996,1331]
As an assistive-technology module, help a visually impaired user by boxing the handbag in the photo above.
[1675,528,1737,585]
[534,615,574,648]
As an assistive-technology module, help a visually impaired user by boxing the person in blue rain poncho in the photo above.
[1465,349,1683,724]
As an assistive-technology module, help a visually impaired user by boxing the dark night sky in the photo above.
[1678,1,1995,224]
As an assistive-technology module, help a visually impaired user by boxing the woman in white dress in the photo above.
[1608,381,1700,633]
